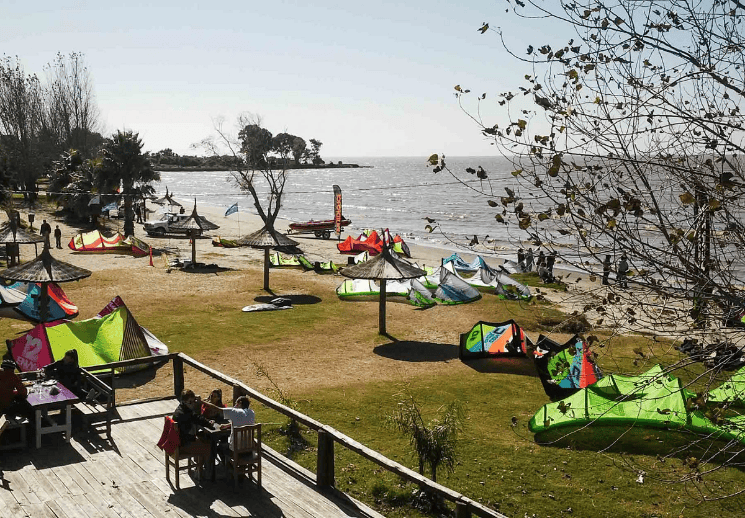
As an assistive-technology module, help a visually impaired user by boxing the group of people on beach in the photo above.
[516,247,630,289]
[517,248,557,284]
[39,219,63,249]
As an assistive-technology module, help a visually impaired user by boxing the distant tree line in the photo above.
[150,133,325,171]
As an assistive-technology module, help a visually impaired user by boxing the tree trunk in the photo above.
[123,185,134,237]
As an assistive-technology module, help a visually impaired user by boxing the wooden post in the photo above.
[191,230,197,265]
[233,384,247,405]
[455,501,471,518]
[379,278,387,335]
[40,283,49,323]
[173,356,184,398]
[263,248,270,291]
[317,429,335,489]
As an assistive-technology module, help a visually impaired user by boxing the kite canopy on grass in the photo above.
[0,244,91,323]
[340,241,426,335]
[533,335,603,400]
[239,226,300,291]
[460,320,532,359]
[7,296,162,373]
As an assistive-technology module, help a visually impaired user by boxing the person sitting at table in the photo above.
[172,389,213,459]
[44,349,83,397]
[0,359,28,419]
[201,395,255,454]
[201,389,226,422]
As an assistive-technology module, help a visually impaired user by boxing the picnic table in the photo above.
[26,380,79,448]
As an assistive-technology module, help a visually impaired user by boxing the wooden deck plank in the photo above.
[41,500,70,518]
[0,486,25,518]
[3,466,42,506]
[18,503,58,518]
[15,467,52,505]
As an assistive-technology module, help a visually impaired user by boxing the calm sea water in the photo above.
[156,156,522,254]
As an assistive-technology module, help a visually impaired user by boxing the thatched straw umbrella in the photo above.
[0,243,91,322]
[0,222,45,265]
[170,199,220,265]
[152,187,183,211]
[238,226,299,291]
[340,243,426,335]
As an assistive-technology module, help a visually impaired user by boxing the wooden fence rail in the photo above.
[87,353,506,518]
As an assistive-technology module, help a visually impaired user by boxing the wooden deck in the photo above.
[0,398,384,518]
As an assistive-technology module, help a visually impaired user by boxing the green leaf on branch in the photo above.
[512,169,523,177]
[427,154,439,166]
[679,192,695,205]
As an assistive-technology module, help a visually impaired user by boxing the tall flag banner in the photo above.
[225,203,238,217]
[333,185,342,235]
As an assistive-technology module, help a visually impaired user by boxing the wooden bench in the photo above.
[73,368,116,441]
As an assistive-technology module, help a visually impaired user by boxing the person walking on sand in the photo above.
[617,254,629,289]
[517,249,526,272]
[525,248,534,272]
[54,225,62,249]
[602,255,612,285]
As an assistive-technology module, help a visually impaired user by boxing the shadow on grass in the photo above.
[112,361,168,389]
[254,294,322,305]
[373,341,459,362]
[534,425,745,470]
[180,263,233,274]
[462,356,539,376]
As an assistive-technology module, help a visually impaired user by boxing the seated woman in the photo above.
[44,349,83,397]
[0,359,28,420]
[201,389,226,422]
[172,389,213,458]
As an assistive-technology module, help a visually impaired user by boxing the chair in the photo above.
[225,423,262,490]
[157,417,205,489]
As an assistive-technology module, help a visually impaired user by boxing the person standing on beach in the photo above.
[39,220,51,238]
[526,248,534,271]
[54,226,62,249]
[517,249,526,272]
[546,251,556,278]
[537,251,546,269]
[617,254,629,288]
[602,255,612,285]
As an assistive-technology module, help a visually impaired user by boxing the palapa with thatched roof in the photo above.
[169,200,220,265]
[0,244,91,322]
[239,226,299,291]
[340,240,426,334]
[0,222,45,265]
[152,187,183,209]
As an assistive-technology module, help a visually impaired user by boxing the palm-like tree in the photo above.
[97,131,159,236]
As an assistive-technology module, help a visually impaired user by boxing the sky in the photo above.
[1,1,554,158]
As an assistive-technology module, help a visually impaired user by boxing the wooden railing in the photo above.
[87,353,506,518]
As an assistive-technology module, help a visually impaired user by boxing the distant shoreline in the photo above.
[154,163,370,172]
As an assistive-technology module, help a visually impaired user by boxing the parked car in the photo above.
[143,213,196,236]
